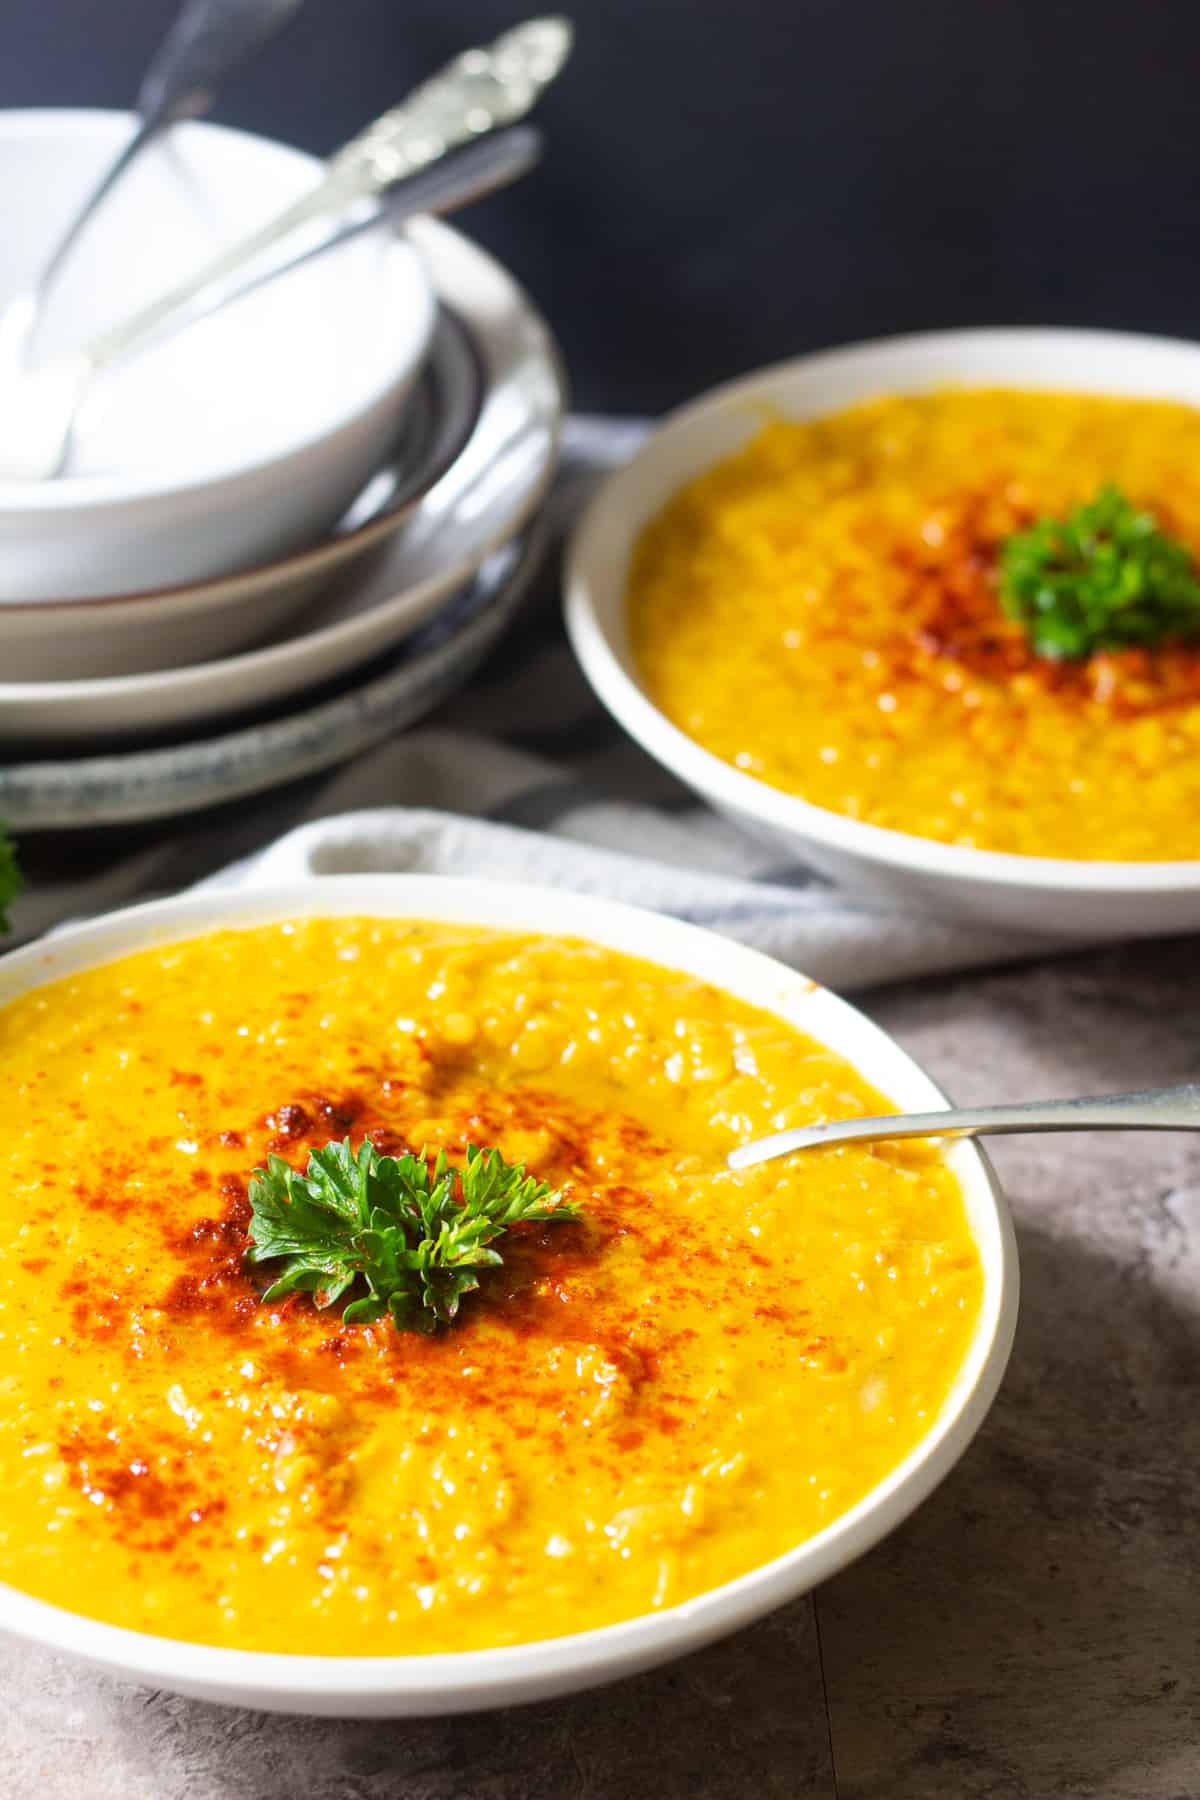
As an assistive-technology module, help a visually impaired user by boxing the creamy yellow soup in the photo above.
[630,389,1200,859]
[0,920,981,1654]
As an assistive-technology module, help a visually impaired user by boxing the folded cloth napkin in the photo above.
[13,416,1065,988]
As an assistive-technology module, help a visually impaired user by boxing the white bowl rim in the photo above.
[565,323,1200,896]
[0,874,1018,1709]
[0,108,436,508]
[0,213,566,742]
[0,306,484,612]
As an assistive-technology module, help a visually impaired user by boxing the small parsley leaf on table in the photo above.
[0,826,21,933]
[246,1138,580,1334]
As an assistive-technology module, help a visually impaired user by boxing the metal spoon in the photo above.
[0,0,305,366]
[727,1082,1200,1169]
[82,14,572,364]
[3,125,541,483]
[171,124,542,325]
[0,17,569,482]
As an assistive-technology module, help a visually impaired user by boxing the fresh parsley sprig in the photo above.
[999,484,1200,660]
[0,825,21,934]
[246,1138,580,1334]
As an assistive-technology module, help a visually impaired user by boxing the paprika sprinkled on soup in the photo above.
[629,389,1200,859]
[0,919,980,1654]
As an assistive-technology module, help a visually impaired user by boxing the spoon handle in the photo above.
[727,1082,1200,1169]
[87,16,571,373]
[126,126,543,351]
[136,0,305,125]
[30,0,304,318]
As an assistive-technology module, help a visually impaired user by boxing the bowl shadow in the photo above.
[815,1216,1200,1799]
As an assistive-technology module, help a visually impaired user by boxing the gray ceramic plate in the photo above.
[0,527,542,830]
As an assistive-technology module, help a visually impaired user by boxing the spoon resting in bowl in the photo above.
[0,124,541,483]
[0,0,305,371]
[0,15,569,482]
[727,1081,1200,1168]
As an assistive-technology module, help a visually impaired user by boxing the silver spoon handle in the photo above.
[87,16,570,373]
[727,1081,1200,1169]
[136,0,304,124]
[127,126,543,353]
[32,0,304,312]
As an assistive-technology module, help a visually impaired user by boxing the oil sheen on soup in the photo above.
[0,919,982,1653]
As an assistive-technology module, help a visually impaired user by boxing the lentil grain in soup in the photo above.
[0,919,981,1653]
[629,389,1200,859]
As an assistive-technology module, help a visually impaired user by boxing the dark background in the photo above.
[4,0,1198,413]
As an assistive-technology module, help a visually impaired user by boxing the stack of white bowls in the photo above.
[0,111,564,829]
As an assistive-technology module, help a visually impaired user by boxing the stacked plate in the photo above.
[0,215,564,830]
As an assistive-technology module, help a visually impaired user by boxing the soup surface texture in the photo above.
[0,919,981,1654]
[629,388,1200,859]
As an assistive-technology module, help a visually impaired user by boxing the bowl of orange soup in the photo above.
[566,328,1200,937]
[0,877,1015,1714]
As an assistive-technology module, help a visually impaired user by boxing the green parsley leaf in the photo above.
[999,484,1200,660]
[246,1138,580,1334]
[0,825,21,934]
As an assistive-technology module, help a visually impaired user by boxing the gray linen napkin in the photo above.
[11,416,1060,988]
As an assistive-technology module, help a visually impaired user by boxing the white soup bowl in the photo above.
[566,327,1200,939]
[0,875,1017,1714]
[0,110,435,600]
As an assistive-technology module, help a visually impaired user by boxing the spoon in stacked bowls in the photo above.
[0,16,570,481]
[0,0,305,372]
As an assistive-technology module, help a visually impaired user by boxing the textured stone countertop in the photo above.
[4,936,1197,1800]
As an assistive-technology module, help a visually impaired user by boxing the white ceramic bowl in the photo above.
[0,110,436,599]
[0,213,564,736]
[565,327,1200,939]
[0,307,484,684]
[0,876,1017,1715]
